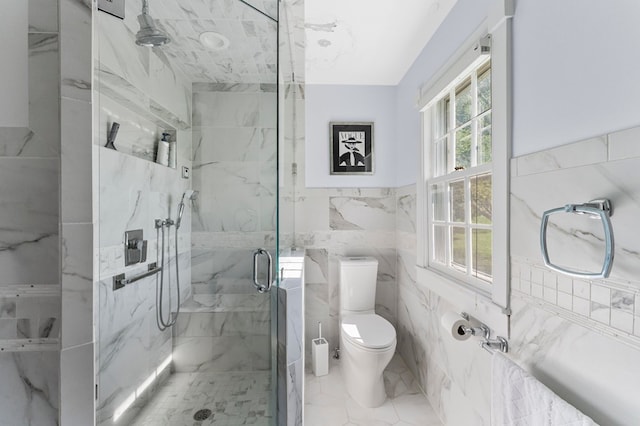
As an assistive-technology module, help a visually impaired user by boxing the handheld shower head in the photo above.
[176,190,198,229]
[182,190,198,202]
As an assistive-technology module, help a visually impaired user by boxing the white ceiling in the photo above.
[305,0,458,85]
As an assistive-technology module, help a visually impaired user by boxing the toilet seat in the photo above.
[341,314,395,349]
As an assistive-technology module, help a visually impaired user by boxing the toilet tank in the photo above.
[339,257,378,314]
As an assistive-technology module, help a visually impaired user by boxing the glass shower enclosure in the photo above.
[94,0,280,424]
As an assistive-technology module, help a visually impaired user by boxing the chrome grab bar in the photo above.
[252,248,273,293]
[540,198,614,279]
[113,262,162,291]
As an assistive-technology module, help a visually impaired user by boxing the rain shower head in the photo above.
[135,0,171,47]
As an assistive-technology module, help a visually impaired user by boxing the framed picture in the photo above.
[330,122,374,175]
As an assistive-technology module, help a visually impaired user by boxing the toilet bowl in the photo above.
[340,313,396,407]
[338,257,397,408]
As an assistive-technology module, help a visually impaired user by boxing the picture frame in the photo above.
[329,122,374,175]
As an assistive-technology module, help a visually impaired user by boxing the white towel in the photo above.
[491,352,598,426]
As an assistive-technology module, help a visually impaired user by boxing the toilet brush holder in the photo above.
[311,337,329,376]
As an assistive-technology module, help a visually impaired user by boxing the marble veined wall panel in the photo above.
[0,351,59,426]
[96,149,192,423]
[0,159,59,285]
[399,128,640,425]
[187,83,277,374]
[59,0,92,423]
[0,13,61,426]
[96,273,173,425]
[97,12,192,127]
[192,85,277,235]
[94,7,194,424]
[299,188,398,367]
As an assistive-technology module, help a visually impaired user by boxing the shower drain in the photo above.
[193,409,212,421]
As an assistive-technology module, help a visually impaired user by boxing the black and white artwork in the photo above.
[330,122,374,175]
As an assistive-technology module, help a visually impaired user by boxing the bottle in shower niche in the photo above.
[168,137,177,169]
[156,132,170,166]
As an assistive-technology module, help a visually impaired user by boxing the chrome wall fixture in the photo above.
[252,248,273,293]
[460,312,509,353]
[113,262,162,291]
[124,229,147,266]
[540,198,614,279]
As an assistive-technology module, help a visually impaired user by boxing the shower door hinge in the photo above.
[292,163,297,176]
[97,0,125,19]
[95,384,98,401]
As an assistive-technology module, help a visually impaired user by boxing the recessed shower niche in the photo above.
[98,85,183,168]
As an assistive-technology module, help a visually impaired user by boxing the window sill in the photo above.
[416,265,510,337]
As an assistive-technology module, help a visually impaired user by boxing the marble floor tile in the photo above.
[130,371,271,426]
[305,354,442,426]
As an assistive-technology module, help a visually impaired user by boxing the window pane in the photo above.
[431,183,446,221]
[433,225,447,264]
[434,136,448,177]
[472,229,492,279]
[477,68,491,113]
[455,125,471,170]
[455,82,472,126]
[449,180,465,222]
[478,113,492,165]
[471,173,492,224]
[436,99,450,138]
[451,227,466,269]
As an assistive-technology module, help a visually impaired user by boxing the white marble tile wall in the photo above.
[171,304,271,372]
[276,251,304,426]
[300,187,399,367]
[185,82,276,373]
[0,352,60,426]
[398,127,640,425]
[96,272,174,425]
[59,0,94,422]
[45,2,297,425]
[93,5,195,425]
[0,1,61,423]
[191,83,277,233]
[190,84,278,246]
[0,9,60,287]
[97,11,192,127]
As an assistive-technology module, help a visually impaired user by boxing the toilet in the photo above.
[339,257,397,408]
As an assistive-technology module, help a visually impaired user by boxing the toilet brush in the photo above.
[312,321,329,376]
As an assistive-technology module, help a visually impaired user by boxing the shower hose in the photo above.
[156,222,181,330]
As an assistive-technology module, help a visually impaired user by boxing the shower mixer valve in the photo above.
[155,218,175,228]
[124,229,148,266]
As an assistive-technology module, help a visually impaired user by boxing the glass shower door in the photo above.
[95,0,279,424]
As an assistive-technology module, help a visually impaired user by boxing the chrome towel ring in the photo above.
[540,199,614,279]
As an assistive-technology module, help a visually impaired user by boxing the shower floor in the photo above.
[130,370,272,426]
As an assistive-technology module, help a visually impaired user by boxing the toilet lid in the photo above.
[341,314,396,349]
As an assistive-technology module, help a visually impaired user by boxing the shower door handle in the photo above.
[252,248,273,293]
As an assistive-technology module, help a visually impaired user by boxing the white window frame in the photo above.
[416,0,513,337]
[427,60,493,291]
